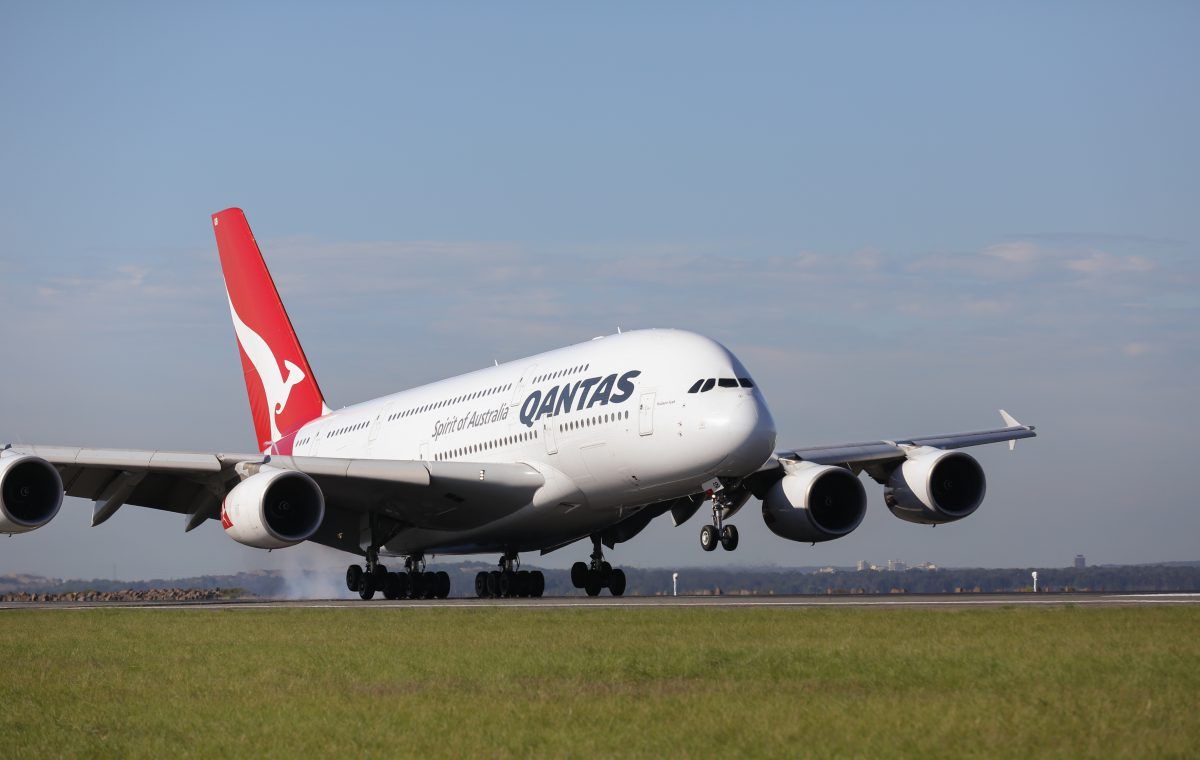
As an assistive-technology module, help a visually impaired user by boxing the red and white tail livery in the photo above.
[213,208,330,453]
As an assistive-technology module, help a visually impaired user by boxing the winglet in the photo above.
[999,409,1021,450]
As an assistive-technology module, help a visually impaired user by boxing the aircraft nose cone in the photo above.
[706,394,776,476]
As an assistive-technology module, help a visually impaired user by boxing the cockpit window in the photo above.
[718,378,738,388]
[738,377,754,388]
[701,378,716,392]
[687,379,704,394]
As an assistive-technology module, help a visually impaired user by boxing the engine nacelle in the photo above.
[221,468,325,549]
[762,463,867,543]
[0,454,64,534]
[884,447,986,525]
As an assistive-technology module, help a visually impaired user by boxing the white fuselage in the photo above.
[285,329,777,556]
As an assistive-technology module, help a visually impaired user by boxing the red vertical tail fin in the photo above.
[211,208,328,453]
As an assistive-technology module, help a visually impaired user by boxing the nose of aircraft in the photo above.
[702,391,777,476]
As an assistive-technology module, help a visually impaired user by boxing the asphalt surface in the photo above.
[3,592,1198,611]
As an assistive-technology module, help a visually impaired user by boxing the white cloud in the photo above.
[1063,252,1155,275]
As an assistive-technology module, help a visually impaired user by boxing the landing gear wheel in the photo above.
[346,565,363,593]
[475,571,488,598]
[487,571,501,598]
[700,524,719,552]
[435,571,451,599]
[382,572,400,600]
[609,568,626,597]
[600,561,612,581]
[516,570,531,598]
[393,572,410,599]
[530,570,545,598]
[358,572,376,600]
[720,524,739,551]
[584,573,602,597]
[571,561,588,589]
[420,571,437,599]
[499,572,513,598]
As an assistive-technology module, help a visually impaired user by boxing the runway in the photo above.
[3,592,1199,611]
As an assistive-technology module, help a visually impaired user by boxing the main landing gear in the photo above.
[571,536,627,596]
[701,485,739,552]
[475,553,546,598]
[345,549,451,601]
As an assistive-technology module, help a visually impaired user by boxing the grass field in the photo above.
[2,606,1198,758]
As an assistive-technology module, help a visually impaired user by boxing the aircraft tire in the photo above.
[358,572,376,600]
[570,562,588,588]
[394,572,410,599]
[435,571,451,599]
[346,565,363,593]
[531,571,545,598]
[422,571,438,599]
[720,524,739,551]
[584,573,602,597]
[475,571,488,598]
[609,569,626,597]
[382,572,400,600]
[700,524,719,552]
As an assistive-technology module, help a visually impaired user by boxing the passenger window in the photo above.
[701,378,716,392]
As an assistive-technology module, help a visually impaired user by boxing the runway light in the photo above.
[1032,571,1038,593]
[672,572,678,597]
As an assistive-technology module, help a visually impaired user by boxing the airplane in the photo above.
[0,208,1037,600]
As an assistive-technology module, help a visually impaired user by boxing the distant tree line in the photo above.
[3,563,1199,598]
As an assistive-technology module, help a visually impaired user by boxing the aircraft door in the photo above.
[511,364,538,406]
[366,405,389,454]
[543,421,559,455]
[639,392,656,436]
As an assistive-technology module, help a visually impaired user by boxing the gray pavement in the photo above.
[3,592,1198,611]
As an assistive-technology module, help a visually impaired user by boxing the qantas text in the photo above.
[519,370,642,428]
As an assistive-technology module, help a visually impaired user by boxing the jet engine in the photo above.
[762,462,867,543]
[884,446,985,525]
[0,454,64,534]
[222,468,325,549]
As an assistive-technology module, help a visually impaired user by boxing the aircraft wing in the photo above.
[760,410,1036,474]
[2,444,544,532]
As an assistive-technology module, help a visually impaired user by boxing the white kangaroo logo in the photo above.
[227,295,305,446]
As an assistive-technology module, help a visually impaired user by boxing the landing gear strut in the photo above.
[571,536,626,596]
[701,483,739,552]
[345,550,450,601]
[475,553,545,598]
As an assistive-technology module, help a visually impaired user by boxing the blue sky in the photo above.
[1,3,1197,581]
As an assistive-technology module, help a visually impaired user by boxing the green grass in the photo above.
[1,606,1198,758]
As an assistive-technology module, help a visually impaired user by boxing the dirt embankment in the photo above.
[0,588,231,602]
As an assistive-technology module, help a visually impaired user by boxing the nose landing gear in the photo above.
[701,482,740,552]
[571,536,627,596]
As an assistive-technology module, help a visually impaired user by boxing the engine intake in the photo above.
[0,454,64,534]
[222,468,325,549]
[884,447,986,524]
[762,463,867,543]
